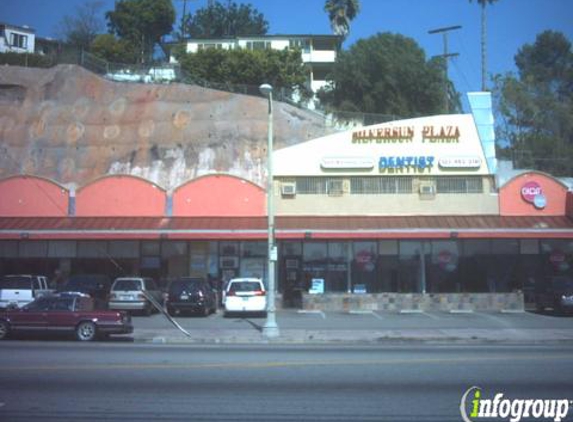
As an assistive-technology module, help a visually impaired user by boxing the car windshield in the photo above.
[228,281,262,293]
[169,279,203,295]
[113,279,142,291]
[24,297,54,311]
[0,276,32,289]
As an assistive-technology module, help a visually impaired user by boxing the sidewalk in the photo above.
[130,310,573,345]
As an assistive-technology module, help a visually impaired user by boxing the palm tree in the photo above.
[324,0,360,41]
[469,0,500,91]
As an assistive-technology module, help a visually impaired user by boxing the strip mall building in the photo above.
[1,93,572,311]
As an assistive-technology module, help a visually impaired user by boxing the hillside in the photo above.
[0,65,333,189]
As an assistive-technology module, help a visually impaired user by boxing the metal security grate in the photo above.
[435,177,483,194]
[349,177,413,194]
[294,177,327,194]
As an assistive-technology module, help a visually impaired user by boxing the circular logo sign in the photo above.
[521,181,543,204]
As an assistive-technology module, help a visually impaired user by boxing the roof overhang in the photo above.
[1,216,572,241]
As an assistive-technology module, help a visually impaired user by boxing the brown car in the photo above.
[0,293,133,341]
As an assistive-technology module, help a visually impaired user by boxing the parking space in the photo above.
[130,308,573,333]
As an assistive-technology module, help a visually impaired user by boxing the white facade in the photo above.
[173,34,340,94]
[273,113,500,216]
[274,114,491,177]
[0,23,35,54]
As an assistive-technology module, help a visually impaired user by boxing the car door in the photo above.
[44,297,77,332]
[9,296,52,331]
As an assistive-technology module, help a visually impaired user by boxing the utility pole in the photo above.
[428,25,461,113]
[179,0,204,42]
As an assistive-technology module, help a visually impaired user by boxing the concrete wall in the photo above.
[302,292,524,312]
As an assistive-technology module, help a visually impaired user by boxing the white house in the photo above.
[0,23,35,54]
[170,34,341,95]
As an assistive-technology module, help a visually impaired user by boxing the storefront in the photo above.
[1,93,571,311]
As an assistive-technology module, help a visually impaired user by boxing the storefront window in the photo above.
[426,241,460,293]
[302,242,328,291]
[540,240,573,277]
[241,241,266,257]
[141,241,160,256]
[48,241,77,258]
[109,241,139,258]
[282,241,302,256]
[328,242,349,292]
[460,240,490,292]
[489,240,520,292]
[377,240,399,292]
[162,241,187,258]
[77,241,108,258]
[352,242,377,293]
[398,241,423,293]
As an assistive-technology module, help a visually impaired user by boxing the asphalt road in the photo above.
[0,343,572,421]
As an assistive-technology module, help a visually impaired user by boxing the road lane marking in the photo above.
[2,354,571,373]
[422,312,441,320]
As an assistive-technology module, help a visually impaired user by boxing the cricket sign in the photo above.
[460,386,571,422]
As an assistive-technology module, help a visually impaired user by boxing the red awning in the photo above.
[0,215,572,240]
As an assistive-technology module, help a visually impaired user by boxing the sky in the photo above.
[1,0,572,111]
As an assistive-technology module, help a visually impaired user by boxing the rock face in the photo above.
[0,65,332,190]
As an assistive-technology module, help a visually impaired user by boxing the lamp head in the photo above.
[259,83,273,97]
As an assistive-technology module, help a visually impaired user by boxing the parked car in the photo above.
[166,277,217,317]
[223,278,267,317]
[108,277,164,316]
[61,274,113,309]
[0,292,133,341]
[0,274,53,309]
[535,276,573,314]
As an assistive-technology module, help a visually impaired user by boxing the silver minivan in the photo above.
[108,277,164,316]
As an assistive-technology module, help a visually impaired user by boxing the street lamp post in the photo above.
[259,83,280,339]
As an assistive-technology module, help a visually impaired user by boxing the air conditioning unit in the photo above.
[220,257,239,269]
[419,184,436,196]
[281,182,296,196]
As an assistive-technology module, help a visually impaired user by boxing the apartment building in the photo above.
[170,34,341,94]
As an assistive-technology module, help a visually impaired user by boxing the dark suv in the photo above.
[62,275,113,309]
[166,277,217,317]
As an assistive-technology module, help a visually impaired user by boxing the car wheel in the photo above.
[0,320,10,340]
[76,321,97,341]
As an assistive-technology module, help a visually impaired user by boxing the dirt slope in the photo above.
[0,65,331,189]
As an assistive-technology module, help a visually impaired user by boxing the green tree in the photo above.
[106,0,175,63]
[318,32,455,118]
[91,33,138,64]
[469,0,500,91]
[55,1,106,51]
[184,1,268,38]
[179,48,309,98]
[494,31,573,176]
[324,0,360,41]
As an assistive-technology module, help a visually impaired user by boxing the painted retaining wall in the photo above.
[301,292,524,312]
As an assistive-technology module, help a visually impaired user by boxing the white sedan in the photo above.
[223,278,267,317]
